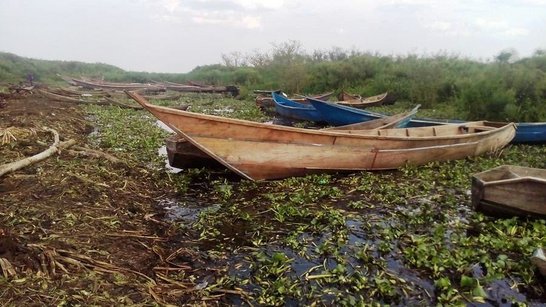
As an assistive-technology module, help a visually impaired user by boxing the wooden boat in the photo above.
[127,92,515,181]
[166,107,421,169]
[531,248,546,277]
[337,91,395,108]
[273,92,325,122]
[510,122,546,144]
[275,93,409,125]
[255,91,333,109]
[308,97,390,125]
[71,78,166,91]
[37,89,82,103]
[156,80,239,96]
[166,134,221,169]
[407,117,546,144]
[471,165,546,218]
[338,91,362,103]
[323,105,420,131]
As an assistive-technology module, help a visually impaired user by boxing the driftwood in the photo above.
[0,127,76,177]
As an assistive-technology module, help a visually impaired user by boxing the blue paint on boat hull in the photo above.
[275,95,546,144]
[272,92,324,122]
[308,98,384,125]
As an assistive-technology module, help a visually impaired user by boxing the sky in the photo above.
[1,0,545,73]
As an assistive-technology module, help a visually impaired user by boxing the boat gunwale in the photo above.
[482,176,546,186]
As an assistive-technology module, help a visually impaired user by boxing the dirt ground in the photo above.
[0,93,228,305]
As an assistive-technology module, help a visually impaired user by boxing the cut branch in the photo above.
[0,127,76,177]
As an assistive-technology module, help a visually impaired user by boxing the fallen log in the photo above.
[0,127,76,177]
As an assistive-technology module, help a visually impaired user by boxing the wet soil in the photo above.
[0,94,224,305]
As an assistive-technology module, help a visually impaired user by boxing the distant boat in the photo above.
[71,78,165,91]
[472,165,546,218]
[128,91,515,181]
[337,91,396,108]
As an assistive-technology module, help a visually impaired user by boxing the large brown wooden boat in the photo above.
[128,92,515,181]
[165,106,421,169]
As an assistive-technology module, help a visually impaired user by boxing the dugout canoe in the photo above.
[471,165,546,218]
[128,91,515,180]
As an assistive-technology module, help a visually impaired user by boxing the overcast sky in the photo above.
[1,0,545,73]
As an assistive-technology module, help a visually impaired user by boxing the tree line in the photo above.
[1,42,545,121]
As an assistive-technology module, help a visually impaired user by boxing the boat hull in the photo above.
[407,118,546,144]
[472,165,546,218]
[273,92,324,122]
[309,98,401,126]
[127,92,515,180]
[165,135,221,169]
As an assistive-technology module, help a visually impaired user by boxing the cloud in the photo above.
[154,0,285,28]
[232,0,285,10]
[474,18,530,37]
[162,0,180,12]
[191,10,262,29]
[504,28,529,36]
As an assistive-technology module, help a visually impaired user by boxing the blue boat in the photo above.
[285,96,546,144]
[510,122,546,144]
[406,117,546,144]
[272,92,325,122]
[308,97,390,125]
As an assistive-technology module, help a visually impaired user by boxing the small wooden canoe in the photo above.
[337,91,394,108]
[531,248,546,276]
[471,165,546,218]
[127,91,515,181]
